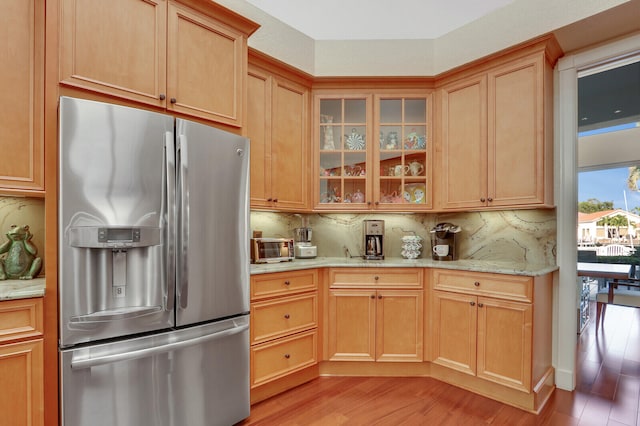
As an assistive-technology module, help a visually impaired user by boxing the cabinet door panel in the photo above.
[0,0,44,192]
[0,340,44,425]
[477,297,532,391]
[432,290,476,375]
[167,1,244,126]
[489,58,544,206]
[247,68,272,206]
[60,0,166,106]
[270,77,309,209]
[376,290,423,362]
[440,75,487,209]
[328,290,375,361]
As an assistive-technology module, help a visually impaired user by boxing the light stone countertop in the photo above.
[0,277,46,301]
[250,257,558,277]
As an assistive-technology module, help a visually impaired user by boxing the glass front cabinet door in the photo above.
[316,95,372,209]
[376,95,432,210]
[314,92,432,210]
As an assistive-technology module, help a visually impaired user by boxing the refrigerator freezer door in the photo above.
[61,315,250,426]
[176,119,250,326]
[58,97,175,347]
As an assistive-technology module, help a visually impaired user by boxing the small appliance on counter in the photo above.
[364,220,384,260]
[294,227,317,259]
[430,222,461,261]
[250,237,295,263]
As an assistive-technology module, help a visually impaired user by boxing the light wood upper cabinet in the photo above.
[0,0,45,193]
[439,75,487,209]
[247,60,310,210]
[437,42,557,210]
[313,91,433,211]
[60,0,258,127]
[60,0,167,106]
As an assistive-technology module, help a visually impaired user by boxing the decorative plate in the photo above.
[346,129,365,150]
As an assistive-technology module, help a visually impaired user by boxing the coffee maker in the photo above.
[363,220,384,260]
[293,216,317,259]
[430,222,461,261]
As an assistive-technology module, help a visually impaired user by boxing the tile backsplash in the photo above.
[0,197,46,276]
[251,209,557,265]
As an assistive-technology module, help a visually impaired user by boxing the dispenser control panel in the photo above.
[68,226,160,248]
[98,228,141,243]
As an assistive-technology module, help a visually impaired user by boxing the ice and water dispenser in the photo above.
[61,224,168,345]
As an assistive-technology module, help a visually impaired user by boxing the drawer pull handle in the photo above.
[474,281,480,287]
[284,314,290,319]
[470,301,476,306]
[478,303,484,308]
[284,280,290,285]
[284,354,291,359]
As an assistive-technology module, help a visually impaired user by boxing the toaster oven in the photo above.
[250,238,295,263]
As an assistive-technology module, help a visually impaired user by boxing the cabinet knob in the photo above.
[375,201,380,205]
[474,281,480,287]
[478,303,484,308]
[367,201,372,206]
[378,294,382,299]
[159,94,166,100]
[284,314,290,319]
[284,354,291,359]
[284,280,290,285]
[273,198,278,202]
[480,197,486,202]
[267,197,273,202]
[487,197,493,202]
[374,276,379,281]
[170,97,177,104]
[470,301,476,306]
[370,294,375,299]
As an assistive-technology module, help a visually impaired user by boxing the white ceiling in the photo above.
[246,0,517,40]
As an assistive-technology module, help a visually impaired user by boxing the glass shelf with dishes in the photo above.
[376,96,431,208]
[318,96,370,206]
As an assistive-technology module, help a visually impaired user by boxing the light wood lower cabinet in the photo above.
[0,298,44,426]
[431,269,551,397]
[250,269,318,403]
[327,268,424,362]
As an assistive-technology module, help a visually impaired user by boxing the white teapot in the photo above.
[408,161,424,176]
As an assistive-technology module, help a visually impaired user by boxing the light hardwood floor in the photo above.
[238,302,640,425]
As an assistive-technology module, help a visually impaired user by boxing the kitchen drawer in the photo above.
[0,298,43,344]
[251,269,318,300]
[329,268,423,289]
[251,329,317,387]
[251,294,317,344]
[432,269,533,302]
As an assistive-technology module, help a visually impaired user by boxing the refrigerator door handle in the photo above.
[70,322,248,370]
[165,131,176,313]
[177,134,189,309]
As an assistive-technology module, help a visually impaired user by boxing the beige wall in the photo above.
[0,197,46,277]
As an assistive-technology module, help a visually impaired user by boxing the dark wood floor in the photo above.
[239,302,640,425]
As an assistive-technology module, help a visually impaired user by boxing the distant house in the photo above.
[578,209,640,245]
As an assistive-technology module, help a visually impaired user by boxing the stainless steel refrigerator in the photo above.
[58,96,250,426]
